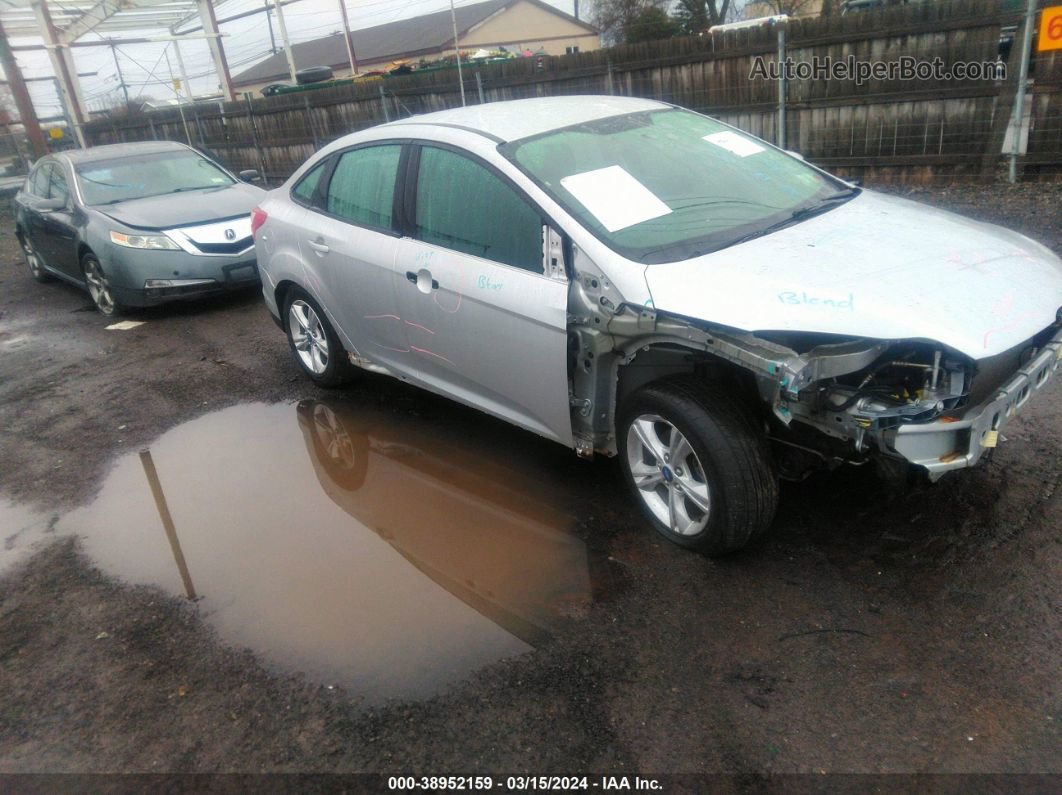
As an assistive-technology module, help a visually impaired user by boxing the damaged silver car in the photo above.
[254,96,1062,555]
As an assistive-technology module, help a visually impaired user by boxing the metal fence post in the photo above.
[245,92,270,187]
[606,60,614,96]
[1008,0,1037,183]
[777,21,787,150]
[303,94,320,148]
[379,84,391,122]
[147,115,158,140]
[475,71,485,104]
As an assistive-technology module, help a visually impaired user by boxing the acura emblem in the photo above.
[224,228,236,240]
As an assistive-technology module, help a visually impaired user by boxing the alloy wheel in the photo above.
[312,404,356,469]
[84,259,116,315]
[626,413,712,536]
[288,299,330,375]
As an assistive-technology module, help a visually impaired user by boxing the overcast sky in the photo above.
[9,0,580,119]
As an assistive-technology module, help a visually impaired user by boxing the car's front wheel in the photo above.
[82,254,124,316]
[619,377,779,555]
[20,234,51,283]
[283,288,356,387]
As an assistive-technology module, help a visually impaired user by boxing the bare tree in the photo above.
[590,0,672,44]
[672,0,734,34]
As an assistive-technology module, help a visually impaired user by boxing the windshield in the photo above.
[75,150,235,206]
[502,109,849,264]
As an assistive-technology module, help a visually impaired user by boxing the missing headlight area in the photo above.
[570,292,1061,484]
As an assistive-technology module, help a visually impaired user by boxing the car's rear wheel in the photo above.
[20,235,51,283]
[283,288,356,387]
[82,254,123,317]
[619,377,779,555]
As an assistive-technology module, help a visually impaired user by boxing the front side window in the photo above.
[48,166,69,203]
[292,159,327,206]
[325,145,401,229]
[503,108,848,264]
[75,150,235,205]
[414,146,542,273]
[31,164,51,196]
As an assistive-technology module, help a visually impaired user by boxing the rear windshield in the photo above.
[75,150,235,205]
[501,109,844,264]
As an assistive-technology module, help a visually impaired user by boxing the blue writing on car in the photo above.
[777,290,854,310]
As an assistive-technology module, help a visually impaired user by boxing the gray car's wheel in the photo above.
[82,254,123,317]
[20,234,51,283]
[283,287,356,387]
[619,377,779,555]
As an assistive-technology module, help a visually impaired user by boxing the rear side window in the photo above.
[414,146,542,273]
[292,160,326,205]
[325,145,401,229]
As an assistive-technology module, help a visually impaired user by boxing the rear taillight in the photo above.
[250,206,268,238]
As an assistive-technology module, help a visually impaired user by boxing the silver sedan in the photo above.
[253,96,1062,555]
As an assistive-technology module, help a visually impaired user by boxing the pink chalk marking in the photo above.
[410,345,453,365]
[363,313,401,321]
[404,320,435,334]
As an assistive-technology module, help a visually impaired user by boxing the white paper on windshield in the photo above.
[704,131,765,157]
[560,165,672,232]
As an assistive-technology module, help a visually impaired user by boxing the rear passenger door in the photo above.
[289,143,408,366]
[391,144,572,446]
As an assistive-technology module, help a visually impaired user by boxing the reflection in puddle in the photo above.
[43,400,593,702]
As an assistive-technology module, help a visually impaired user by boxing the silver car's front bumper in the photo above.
[886,328,1062,480]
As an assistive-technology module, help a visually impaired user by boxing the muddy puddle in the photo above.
[1,399,599,702]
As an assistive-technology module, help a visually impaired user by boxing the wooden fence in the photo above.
[83,0,1062,185]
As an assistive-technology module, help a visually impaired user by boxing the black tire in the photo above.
[282,287,356,387]
[19,232,51,283]
[618,376,779,556]
[81,253,125,317]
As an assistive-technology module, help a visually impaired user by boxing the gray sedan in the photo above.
[14,141,265,316]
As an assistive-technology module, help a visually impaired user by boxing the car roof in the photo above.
[58,140,192,165]
[380,95,670,143]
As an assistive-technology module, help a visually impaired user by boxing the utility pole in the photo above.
[172,38,194,102]
[272,0,298,83]
[165,47,193,145]
[109,43,130,107]
[265,0,277,55]
[449,0,465,106]
[337,0,357,76]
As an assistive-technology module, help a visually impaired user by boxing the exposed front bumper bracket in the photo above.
[887,329,1062,479]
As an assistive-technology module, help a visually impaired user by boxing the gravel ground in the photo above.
[0,183,1059,777]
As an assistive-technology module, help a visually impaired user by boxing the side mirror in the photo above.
[239,169,262,183]
[785,150,805,161]
[34,197,66,212]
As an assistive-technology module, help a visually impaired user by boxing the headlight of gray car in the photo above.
[109,230,180,250]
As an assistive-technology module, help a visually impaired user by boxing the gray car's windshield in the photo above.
[75,150,235,205]
[503,109,851,264]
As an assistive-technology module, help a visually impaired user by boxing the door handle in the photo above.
[307,239,329,254]
[406,270,439,290]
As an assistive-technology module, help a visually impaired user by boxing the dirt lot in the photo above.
[0,183,1060,777]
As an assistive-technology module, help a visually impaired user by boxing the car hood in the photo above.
[97,183,265,229]
[643,190,1062,359]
